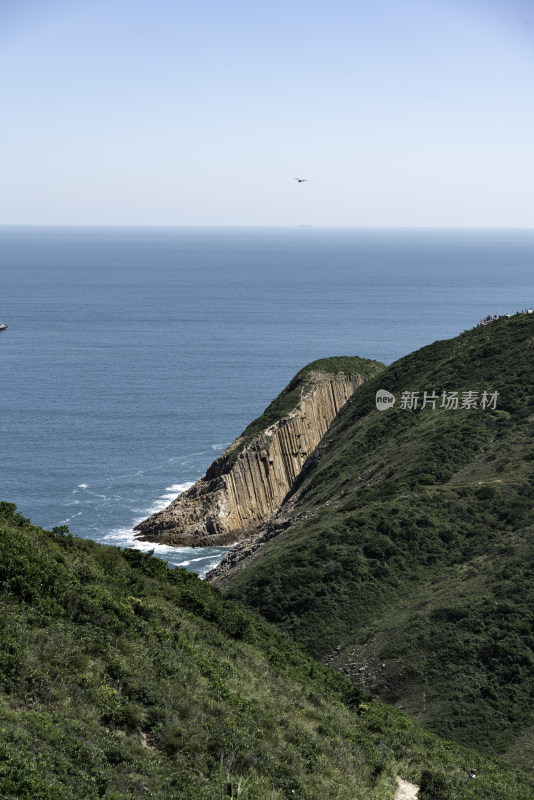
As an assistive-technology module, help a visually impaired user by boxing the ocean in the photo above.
[1,227,533,576]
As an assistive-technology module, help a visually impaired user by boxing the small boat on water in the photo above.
[0,323,8,331]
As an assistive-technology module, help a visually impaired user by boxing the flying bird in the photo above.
[294,178,308,183]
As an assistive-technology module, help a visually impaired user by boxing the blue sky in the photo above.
[2,0,534,226]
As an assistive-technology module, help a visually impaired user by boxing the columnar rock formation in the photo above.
[135,370,370,547]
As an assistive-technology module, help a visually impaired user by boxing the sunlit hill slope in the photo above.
[1,502,533,798]
[213,314,534,769]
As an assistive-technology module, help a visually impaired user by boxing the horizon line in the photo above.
[1,224,534,231]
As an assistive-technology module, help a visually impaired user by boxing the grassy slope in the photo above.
[1,505,533,799]
[218,315,534,767]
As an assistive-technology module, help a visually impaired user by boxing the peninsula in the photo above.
[134,356,384,546]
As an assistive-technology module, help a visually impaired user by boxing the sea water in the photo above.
[1,227,534,576]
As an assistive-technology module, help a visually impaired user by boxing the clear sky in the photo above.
[2,0,534,226]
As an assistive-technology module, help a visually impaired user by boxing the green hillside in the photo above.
[1,503,533,798]
[215,314,534,768]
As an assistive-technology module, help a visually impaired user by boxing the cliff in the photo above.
[208,314,534,765]
[134,356,384,547]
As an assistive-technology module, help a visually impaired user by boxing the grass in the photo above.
[1,502,533,798]
[215,314,534,766]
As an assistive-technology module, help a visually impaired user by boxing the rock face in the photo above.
[135,369,371,547]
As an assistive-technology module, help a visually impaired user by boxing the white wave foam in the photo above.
[103,481,194,550]
[91,478,232,577]
[102,526,180,554]
[144,481,194,516]
[172,549,234,578]
[166,483,191,493]
[198,561,223,579]
[72,454,205,491]
[60,511,83,524]
[101,523,234,579]
[175,554,217,566]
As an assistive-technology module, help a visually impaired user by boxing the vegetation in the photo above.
[217,315,534,768]
[1,503,533,798]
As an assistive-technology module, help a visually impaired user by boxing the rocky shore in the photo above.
[134,363,379,548]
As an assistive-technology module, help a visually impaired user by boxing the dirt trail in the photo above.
[394,777,419,799]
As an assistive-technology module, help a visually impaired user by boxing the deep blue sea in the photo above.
[1,227,534,575]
